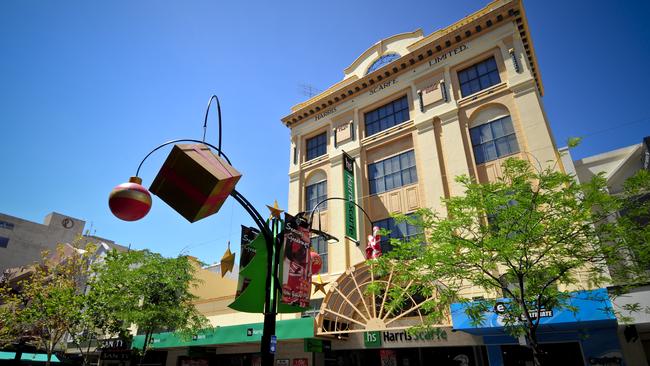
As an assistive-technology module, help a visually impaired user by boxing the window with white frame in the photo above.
[364,96,410,137]
[306,180,327,212]
[372,215,421,254]
[306,132,327,161]
[469,116,519,164]
[368,150,417,195]
[458,57,501,97]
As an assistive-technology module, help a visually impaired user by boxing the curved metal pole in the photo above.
[134,139,232,177]
[203,95,223,156]
[230,189,272,240]
[308,197,373,227]
[230,189,278,366]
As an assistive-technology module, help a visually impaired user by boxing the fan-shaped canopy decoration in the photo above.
[316,262,450,336]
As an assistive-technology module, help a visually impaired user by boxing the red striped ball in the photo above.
[109,177,152,221]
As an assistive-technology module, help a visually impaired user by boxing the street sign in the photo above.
[304,338,331,352]
[270,335,277,354]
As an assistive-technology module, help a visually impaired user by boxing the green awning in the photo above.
[0,352,60,362]
[133,318,314,349]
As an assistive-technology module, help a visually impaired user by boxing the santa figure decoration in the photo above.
[365,226,382,260]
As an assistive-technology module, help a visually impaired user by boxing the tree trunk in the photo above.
[139,329,151,366]
[527,330,544,366]
[13,349,22,363]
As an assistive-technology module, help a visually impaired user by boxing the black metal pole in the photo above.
[134,96,278,366]
[230,190,277,366]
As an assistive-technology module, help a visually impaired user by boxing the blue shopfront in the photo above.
[450,289,625,366]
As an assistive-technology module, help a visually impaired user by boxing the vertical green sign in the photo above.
[343,152,357,241]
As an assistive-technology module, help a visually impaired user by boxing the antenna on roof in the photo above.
[299,83,322,98]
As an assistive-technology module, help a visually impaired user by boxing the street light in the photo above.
[107,95,289,366]
[107,96,376,366]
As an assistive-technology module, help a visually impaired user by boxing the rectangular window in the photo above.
[368,150,417,195]
[306,132,327,161]
[469,116,519,164]
[365,96,410,137]
[306,180,327,212]
[458,57,501,97]
[311,236,328,273]
[0,236,9,248]
[372,215,421,254]
[0,221,14,230]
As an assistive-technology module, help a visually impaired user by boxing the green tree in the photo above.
[0,242,96,366]
[0,280,22,348]
[87,250,208,362]
[375,157,650,366]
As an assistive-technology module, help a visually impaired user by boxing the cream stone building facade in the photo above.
[133,1,630,365]
[280,1,627,365]
[283,0,556,309]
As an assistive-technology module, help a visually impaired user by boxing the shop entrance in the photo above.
[501,342,584,366]
[324,346,485,366]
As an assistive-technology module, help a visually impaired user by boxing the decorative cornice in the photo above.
[509,78,537,96]
[360,120,416,150]
[414,118,436,133]
[300,154,330,170]
[281,0,541,128]
[438,109,460,125]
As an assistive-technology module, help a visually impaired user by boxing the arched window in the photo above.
[305,170,327,212]
[366,53,401,75]
[469,106,519,164]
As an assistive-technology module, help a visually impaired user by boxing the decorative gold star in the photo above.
[313,275,329,295]
[266,200,284,219]
[220,241,235,277]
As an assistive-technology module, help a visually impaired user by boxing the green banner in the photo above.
[228,227,267,313]
[343,152,357,240]
[229,223,305,314]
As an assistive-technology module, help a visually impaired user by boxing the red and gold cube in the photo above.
[150,144,242,223]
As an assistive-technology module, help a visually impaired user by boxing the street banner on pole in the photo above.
[343,152,357,241]
[229,226,266,312]
[280,213,311,308]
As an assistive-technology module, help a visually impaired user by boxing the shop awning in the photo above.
[132,317,314,349]
[450,288,617,335]
[0,352,60,362]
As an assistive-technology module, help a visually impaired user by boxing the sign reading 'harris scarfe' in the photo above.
[343,152,357,241]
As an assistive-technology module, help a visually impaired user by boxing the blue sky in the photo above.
[1,0,648,264]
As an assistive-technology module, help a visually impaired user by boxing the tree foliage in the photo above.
[86,250,208,355]
[375,157,650,365]
[0,244,208,365]
[0,242,96,366]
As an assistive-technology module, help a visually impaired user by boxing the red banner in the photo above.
[281,214,312,308]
